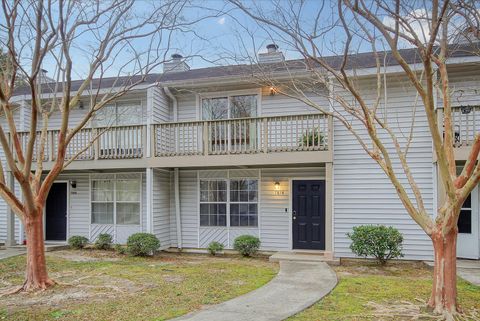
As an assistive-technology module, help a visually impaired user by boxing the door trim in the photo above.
[288,177,324,250]
[44,181,69,242]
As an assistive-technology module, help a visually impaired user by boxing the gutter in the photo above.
[164,86,182,249]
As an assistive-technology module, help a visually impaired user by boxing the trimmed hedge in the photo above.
[347,225,404,265]
[233,235,260,257]
[207,241,224,256]
[68,236,89,249]
[95,233,113,250]
[126,233,160,256]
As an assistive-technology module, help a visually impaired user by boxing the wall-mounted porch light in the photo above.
[269,86,277,96]
[70,180,77,189]
[274,181,283,195]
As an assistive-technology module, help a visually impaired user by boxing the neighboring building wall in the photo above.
[333,75,434,260]
[175,166,325,251]
[152,169,171,249]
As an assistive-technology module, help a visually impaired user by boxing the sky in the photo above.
[7,0,474,81]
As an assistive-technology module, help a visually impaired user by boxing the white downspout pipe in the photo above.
[174,168,182,249]
[164,87,182,248]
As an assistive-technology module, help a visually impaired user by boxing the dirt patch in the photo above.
[364,301,480,321]
[335,259,431,278]
[1,275,143,310]
[49,250,120,262]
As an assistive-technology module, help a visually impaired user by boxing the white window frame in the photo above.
[199,179,228,227]
[90,174,142,226]
[115,178,142,225]
[197,89,262,121]
[198,177,259,228]
[91,179,115,225]
[229,179,259,228]
[93,99,144,127]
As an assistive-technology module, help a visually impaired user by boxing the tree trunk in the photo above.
[428,227,458,319]
[22,208,55,290]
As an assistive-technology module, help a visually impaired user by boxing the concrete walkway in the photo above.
[172,261,337,321]
[457,260,480,286]
[425,260,480,286]
[0,247,25,260]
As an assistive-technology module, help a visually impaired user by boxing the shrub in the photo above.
[114,244,127,255]
[68,236,89,249]
[300,129,324,147]
[126,233,160,256]
[347,225,404,265]
[95,233,113,250]
[207,241,224,256]
[233,235,260,257]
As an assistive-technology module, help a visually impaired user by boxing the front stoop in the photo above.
[269,251,340,265]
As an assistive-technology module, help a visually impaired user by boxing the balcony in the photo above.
[11,114,332,170]
[441,105,480,161]
[15,125,147,170]
[151,113,333,167]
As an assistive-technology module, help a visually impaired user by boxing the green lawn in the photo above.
[0,250,278,321]
[289,260,480,321]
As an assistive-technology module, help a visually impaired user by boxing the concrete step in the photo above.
[269,251,340,265]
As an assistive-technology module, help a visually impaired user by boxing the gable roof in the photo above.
[13,42,480,96]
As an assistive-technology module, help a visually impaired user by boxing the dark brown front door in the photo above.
[292,180,325,250]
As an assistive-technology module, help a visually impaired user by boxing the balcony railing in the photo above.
[153,113,331,157]
[448,105,480,147]
[14,125,146,161]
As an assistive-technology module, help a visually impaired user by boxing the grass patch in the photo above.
[0,250,278,321]
[289,260,480,321]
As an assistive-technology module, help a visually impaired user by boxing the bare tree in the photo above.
[0,0,213,292]
[228,0,479,318]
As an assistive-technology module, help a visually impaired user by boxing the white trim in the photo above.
[289,177,325,251]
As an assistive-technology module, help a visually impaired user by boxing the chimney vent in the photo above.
[259,44,284,64]
[164,53,190,73]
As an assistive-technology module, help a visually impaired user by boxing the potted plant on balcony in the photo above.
[300,129,324,148]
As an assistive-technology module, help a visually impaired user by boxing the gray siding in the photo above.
[177,167,325,251]
[179,171,198,247]
[261,87,328,116]
[177,94,197,122]
[152,169,171,248]
[150,87,170,123]
[260,167,325,251]
[333,76,434,260]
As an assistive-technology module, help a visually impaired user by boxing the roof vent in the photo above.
[259,44,284,64]
[164,54,190,73]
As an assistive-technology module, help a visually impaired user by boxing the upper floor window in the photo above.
[202,94,257,121]
[94,100,143,127]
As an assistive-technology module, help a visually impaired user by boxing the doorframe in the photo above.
[43,181,70,242]
[288,177,325,251]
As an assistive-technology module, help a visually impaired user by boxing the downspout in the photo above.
[164,86,182,249]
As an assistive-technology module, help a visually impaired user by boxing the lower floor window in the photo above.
[91,177,141,225]
[200,178,258,227]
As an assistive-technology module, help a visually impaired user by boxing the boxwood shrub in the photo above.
[207,241,224,256]
[233,235,260,257]
[68,236,89,249]
[126,233,160,256]
[347,225,404,265]
[95,233,113,250]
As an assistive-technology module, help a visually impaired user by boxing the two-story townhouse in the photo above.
[1,44,479,261]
